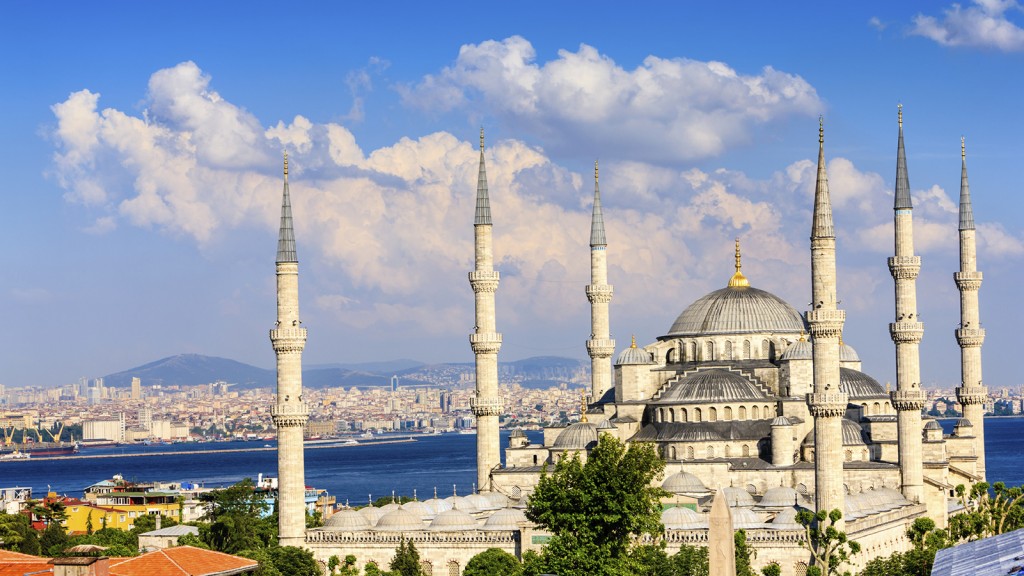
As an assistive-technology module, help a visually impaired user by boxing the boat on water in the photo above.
[0,442,78,457]
[0,450,30,461]
[457,429,476,435]
[342,439,359,446]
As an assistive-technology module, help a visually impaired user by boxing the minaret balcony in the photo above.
[470,332,502,354]
[586,339,616,357]
[270,327,308,352]
[955,327,985,347]
[891,389,926,411]
[586,284,614,303]
[954,271,983,291]
[888,256,921,280]
[271,402,309,427]
[956,386,988,406]
[889,322,924,344]
[470,395,504,416]
[807,392,848,417]
[469,270,500,292]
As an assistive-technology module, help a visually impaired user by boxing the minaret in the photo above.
[586,161,615,402]
[469,129,502,491]
[806,118,848,517]
[889,105,926,503]
[955,137,987,480]
[270,153,309,546]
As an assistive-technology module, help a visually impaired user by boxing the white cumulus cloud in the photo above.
[911,0,1024,51]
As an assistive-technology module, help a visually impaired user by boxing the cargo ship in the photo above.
[0,442,78,458]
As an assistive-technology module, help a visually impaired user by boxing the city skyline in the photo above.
[2,1,1023,388]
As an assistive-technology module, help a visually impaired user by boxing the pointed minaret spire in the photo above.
[956,135,987,480]
[728,238,750,288]
[812,117,835,239]
[889,105,926,503]
[277,152,298,263]
[806,117,847,523]
[475,128,492,226]
[960,137,975,231]
[590,161,607,247]
[895,104,913,210]
[586,160,615,401]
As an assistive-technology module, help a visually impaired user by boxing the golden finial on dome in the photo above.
[580,393,588,423]
[799,331,807,342]
[728,238,750,288]
[630,335,637,348]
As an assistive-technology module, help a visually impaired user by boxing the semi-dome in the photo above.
[429,509,478,531]
[780,339,812,361]
[840,342,860,362]
[376,508,426,531]
[803,419,869,447]
[552,421,599,450]
[758,487,803,509]
[482,492,510,509]
[661,506,703,529]
[483,508,528,530]
[665,285,806,338]
[730,508,764,529]
[840,368,887,399]
[616,337,655,366]
[723,487,756,507]
[449,496,480,514]
[401,501,433,519]
[769,507,803,529]
[662,471,709,495]
[466,493,497,511]
[655,369,769,404]
[422,498,452,515]
[324,509,370,530]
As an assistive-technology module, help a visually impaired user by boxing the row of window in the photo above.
[653,404,774,423]
[665,444,755,459]
[363,560,460,576]
[666,339,778,363]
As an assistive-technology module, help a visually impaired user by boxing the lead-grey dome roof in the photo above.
[803,418,869,446]
[324,509,370,530]
[665,285,806,337]
[429,509,478,531]
[616,342,655,366]
[840,342,860,362]
[655,369,769,404]
[780,339,812,361]
[662,472,709,495]
[840,368,887,399]
[483,508,528,530]
[553,421,599,450]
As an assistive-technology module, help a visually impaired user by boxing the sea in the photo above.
[1,420,1022,504]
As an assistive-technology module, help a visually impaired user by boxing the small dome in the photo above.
[955,418,973,428]
[662,472,709,495]
[597,419,616,431]
[840,368,887,399]
[840,342,860,362]
[358,506,385,526]
[324,509,370,530]
[422,498,452,515]
[802,419,869,447]
[661,506,703,529]
[656,369,768,403]
[758,487,802,509]
[429,509,479,531]
[467,493,496,511]
[730,508,764,529]
[552,421,599,450]
[376,508,426,531]
[722,487,756,507]
[401,501,433,520]
[510,428,526,438]
[482,492,509,509]
[616,338,654,366]
[924,420,942,431]
[780,340,812,361]
[483,508,528,530]
[770,416,793,427]
[379,502,401,513]
[665,285,806,338]
[769,507,803,530]
[450,496,480,514]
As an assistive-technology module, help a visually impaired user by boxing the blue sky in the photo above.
[2,1,1023,390]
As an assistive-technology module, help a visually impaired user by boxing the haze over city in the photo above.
[2,1,1023,389]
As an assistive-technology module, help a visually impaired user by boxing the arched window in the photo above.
[739,406,747,420]
[654,409,661,423]
[667,349,676,364]
[687,446,695,459]
[795,562,808,576]
[706,445,714,459]
[709,407,718,421]
[743,339,751,359]
[724,406,733,420]
[680,407,688,422]
[448,561,460,576]
[724,445,731,457]
[689,341,697,361]
[742,444,750,457]
[845,450,852,462]
[705,341,715,361]
[670,446,677,459]
[421,561,433,576]
[694,408,702,422]
[874,402,881,414]
[725,340,733,360]
[764,405,771,417]
[669,407,676,422]
[752,405,760,419]
[761,339,770,359]
[861,403,868,415]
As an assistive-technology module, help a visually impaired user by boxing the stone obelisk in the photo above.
[708,490,736,576]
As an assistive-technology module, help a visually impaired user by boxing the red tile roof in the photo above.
[109,546,257,576]
[0,550,52,576]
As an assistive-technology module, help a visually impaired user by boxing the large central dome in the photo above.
[665,285,807,337]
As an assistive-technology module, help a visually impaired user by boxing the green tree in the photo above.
[267,546,321,576]
[858,517,948,576]
[948,482,1024,543]
[525,434,667,575]
[85,511,94,535]
[761,562,782,576]
[796,509,860,576]
[465,548,523,576]
[200,479,276,554]
[40,521,69,557]
[67,527,139,557]
[131,513,177,535]
[177,532,211,549]
[389,537,424,576]
[734,529,756,576]
[669,544,708,576]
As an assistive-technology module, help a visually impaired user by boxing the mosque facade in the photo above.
[279,113,987,576]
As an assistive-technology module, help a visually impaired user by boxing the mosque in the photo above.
[271,111,988,576]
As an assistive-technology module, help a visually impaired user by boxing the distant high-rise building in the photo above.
[391,375,398,392]
[131,377,141,400]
